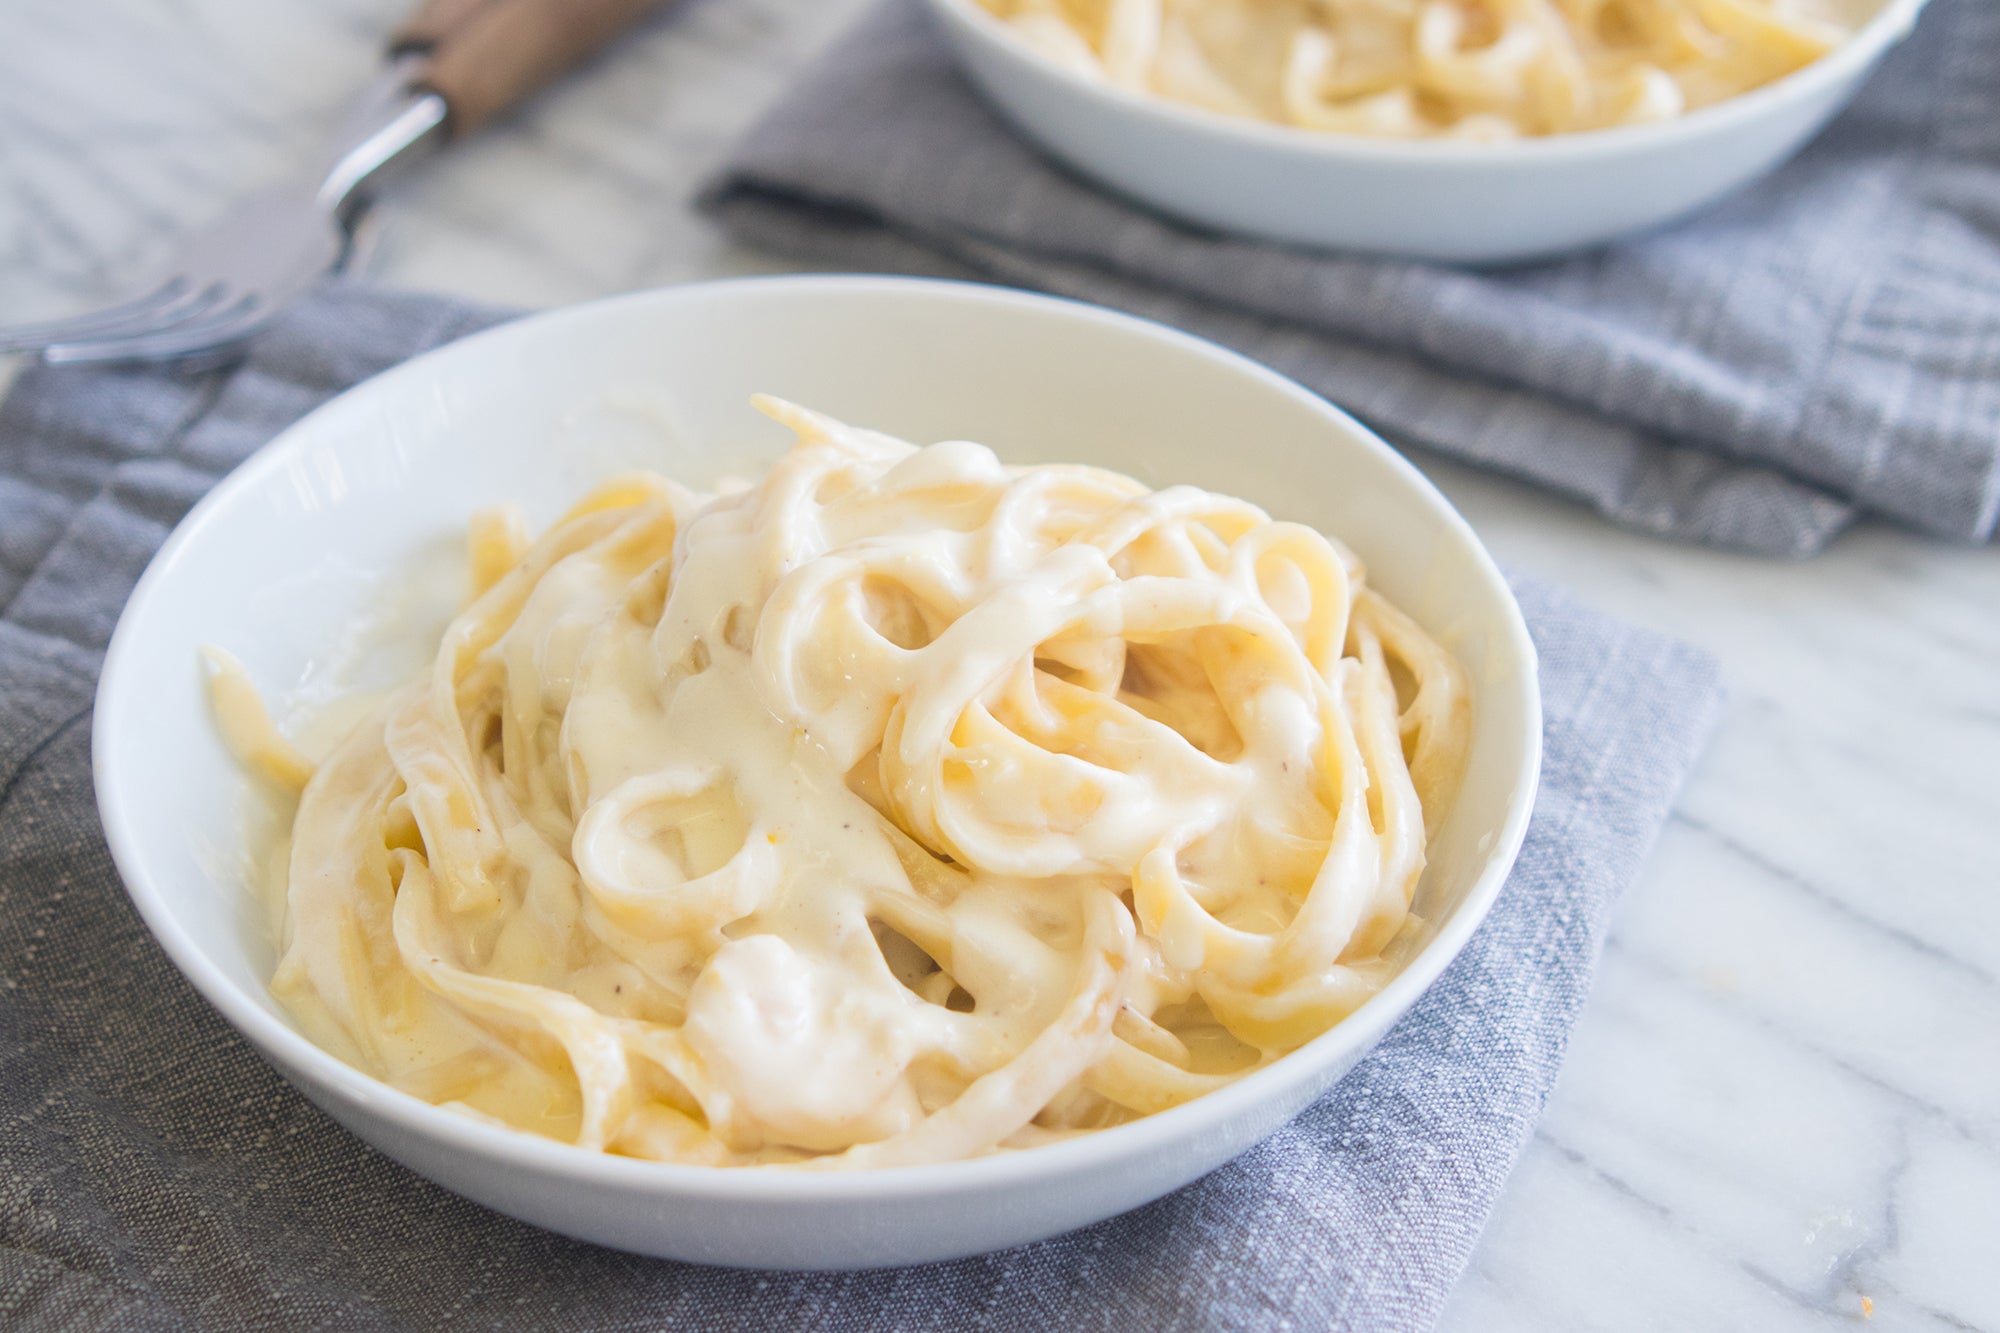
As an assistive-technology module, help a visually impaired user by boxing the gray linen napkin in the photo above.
[703,0,2000,557]
[0,283,1720,1333]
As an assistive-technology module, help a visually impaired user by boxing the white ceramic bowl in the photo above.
[95,276,1541,1269]
[924,0,1929,262]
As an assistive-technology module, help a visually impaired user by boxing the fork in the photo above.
[1,0,674,367]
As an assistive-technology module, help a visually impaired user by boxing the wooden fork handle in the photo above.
[391,0,674,137]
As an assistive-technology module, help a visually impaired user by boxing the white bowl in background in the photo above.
[923,0,1929,263]
[94,276,1541,1269]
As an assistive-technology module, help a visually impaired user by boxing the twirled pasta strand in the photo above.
[982,0,1856,137]
[216,396,1470,1165]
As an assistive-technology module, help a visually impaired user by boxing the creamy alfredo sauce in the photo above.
[213,397,1469,1167]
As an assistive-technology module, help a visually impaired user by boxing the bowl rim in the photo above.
[93,273,1542,1204]
[925,0,1932,165]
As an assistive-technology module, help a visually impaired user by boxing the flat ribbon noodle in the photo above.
[980,0,1855,137]
[217,396,1470,1165]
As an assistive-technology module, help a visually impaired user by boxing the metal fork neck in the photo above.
[315,57,449,219]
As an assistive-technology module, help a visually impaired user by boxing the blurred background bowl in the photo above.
[923,0,1930,262]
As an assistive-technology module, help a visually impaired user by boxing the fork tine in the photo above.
[83,281,235,341]
[40,297,271,367]
[0,278,198,353]
[0,280,240,356]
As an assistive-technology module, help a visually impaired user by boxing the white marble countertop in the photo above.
[4,1,1996,1328]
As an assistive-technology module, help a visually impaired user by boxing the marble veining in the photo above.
[3,2,1996,1328]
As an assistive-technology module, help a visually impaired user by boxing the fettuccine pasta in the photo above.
[213,398,1469,1167]
[976,0,1862,137]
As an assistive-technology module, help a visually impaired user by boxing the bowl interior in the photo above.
[96,276,1538,1166]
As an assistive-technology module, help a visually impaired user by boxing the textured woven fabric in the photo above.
[703,0,2000,557]
[0,283,1721,1332]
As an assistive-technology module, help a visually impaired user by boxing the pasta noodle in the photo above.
[975,0,1862,138]
[212,397,1469,1167]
